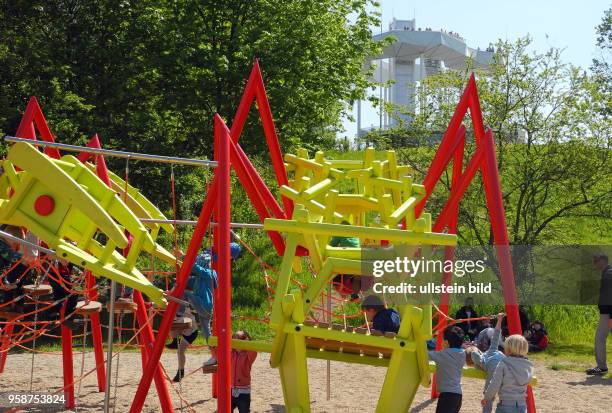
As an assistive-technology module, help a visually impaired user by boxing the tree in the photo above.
[592,6,611,115]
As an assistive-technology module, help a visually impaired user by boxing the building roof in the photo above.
[370,30,493,69]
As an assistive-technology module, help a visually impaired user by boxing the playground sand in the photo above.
[0,351,609,412]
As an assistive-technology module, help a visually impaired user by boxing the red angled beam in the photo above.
[15,97,61,159]
[230,60,292,217]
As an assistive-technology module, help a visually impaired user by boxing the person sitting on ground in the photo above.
[329,221,363,301]
[455,297,481,340]
[481,334,535,413]
[502,307,530,337]
[231,330,257,413]
[469,313,505,413]
[361,295,400,334]
[0,225,31,311]
[428,325,466,413]
[166,309,199,382]
[525,321,548,353]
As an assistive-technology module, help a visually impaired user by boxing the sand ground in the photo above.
[0,350,610,412]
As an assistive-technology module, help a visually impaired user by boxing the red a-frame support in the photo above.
[416,74,536,412]
[129,61,296,412]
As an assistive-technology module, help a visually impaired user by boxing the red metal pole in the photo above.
[480,130,535,412]
[233,141,286,220]
[60,305,75,409]
[0,322,14,373]
[480,131,520,331]
[15,96,61,159]
[211,199,219,399]
[216,115,232,412]
[432,146,485,233]
[86,272,106,392]
[418,125,467,218]
[229,61,291,219]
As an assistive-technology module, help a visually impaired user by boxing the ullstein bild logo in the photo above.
[371,281,493,295]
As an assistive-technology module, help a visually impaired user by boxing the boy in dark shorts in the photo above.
[428,325,466,413]
[166,309,199,382]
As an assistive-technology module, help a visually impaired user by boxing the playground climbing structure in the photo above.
[0,62,537,413]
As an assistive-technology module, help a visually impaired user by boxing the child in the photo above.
[329,221,362,300]
[428,325,466,413]
[361,295,400,334]
[1,225,29,311]
[482,335,535,413]
[166,309,199,382]
[525,321,548,353]
[470,313,505,413]
[173,242,241,372]
[48,259,79,322]
[176,251,217,369]
[231,330,257,413]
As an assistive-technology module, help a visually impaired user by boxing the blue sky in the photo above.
[342,0,610,137]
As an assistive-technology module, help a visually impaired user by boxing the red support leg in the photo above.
[0,322,14,373]
[133,291,174,413]
[86,273,106,392]
[216,114,233,413]
[479,131,521,333]
[60,306,75,409]
[431,131,464,400]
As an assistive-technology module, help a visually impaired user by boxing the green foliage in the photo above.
[592,6,612,115]
[0,0,384,210]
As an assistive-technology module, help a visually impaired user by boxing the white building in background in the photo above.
[357,19,494,136]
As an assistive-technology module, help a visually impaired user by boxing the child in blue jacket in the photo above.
[470,313,505,413]
[167,242,241,374]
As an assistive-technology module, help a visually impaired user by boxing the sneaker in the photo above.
[201,357,217,374]
[165,338,179,350]
[172,369,184,383]
[586,367,608,375]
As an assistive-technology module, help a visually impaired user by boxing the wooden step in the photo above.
[106,299,137,313]
[23,284,53,297]
[75,300,102,315]
[171,317,193,334]
[305,337,392,358]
